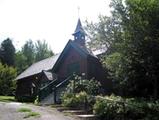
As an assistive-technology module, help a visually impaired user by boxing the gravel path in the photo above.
[0,102,79,120]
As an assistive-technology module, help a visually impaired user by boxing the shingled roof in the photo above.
[16,54,60,80]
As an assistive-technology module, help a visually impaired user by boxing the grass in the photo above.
[24,112,40,119]
[18,107,40,119]
[0,96,15,102]
[17,107,32,112]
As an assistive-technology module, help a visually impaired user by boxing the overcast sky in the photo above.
[0,0,111,53]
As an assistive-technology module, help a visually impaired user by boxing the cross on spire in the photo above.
[78,6,80,18]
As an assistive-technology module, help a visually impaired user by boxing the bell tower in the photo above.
[72,18,86,47]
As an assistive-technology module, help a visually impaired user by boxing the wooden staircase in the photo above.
[38,75,72,104]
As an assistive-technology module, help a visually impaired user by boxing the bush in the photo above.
[66,75,102,95]
[61,91,95,111]
[61,92,88,108]
[93,95,159,120]
[0,63,17,95]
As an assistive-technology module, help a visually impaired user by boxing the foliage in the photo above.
[93,95,159,120]
[66,75,102,95]
[15,39,54,73]
[21,39,35,66]
[0,38,15,66]
[61,92,83,108]
[35,40,54,61]
[61,75,99,110]
[15,51,28,74]
[86,0,159,98]
[61,91,95,111]
[0,63,17,95]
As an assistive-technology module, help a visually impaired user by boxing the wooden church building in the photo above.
[15,19,112,103]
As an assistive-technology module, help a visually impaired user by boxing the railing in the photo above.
[38,75,73,102]
[38,78,58,101]
[55,75,72,88]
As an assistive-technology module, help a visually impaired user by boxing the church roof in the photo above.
[52,40,97,71]
[16,19,98,81]
[16,54,60,80]
[73,18,85,35]
[16,39,98,80]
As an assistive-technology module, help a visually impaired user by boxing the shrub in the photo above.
[61,93,79,108]
[66,75,101,95]
[61,91,95,111]
[93,95,159,120]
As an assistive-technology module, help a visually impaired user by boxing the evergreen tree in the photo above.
[1,38,15,66]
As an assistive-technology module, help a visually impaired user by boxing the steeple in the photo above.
[73,18,86,46]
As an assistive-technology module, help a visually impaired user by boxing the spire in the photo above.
[73,18,86,46]
[73,18,85,35]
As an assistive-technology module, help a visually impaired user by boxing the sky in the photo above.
[0,0,111,53]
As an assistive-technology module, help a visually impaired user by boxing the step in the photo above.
[63,110,86,115]
[76,114,97,120]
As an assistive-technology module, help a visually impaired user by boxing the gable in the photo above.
[53,44,87,77]
[52,40,88,72]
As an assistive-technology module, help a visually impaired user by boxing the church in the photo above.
[15,19,112,104]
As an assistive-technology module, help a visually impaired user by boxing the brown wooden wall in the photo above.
[15,74,41,101]
[55,46,88,79]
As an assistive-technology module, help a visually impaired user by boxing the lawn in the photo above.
[18,107,40,118]
[0,96,15,102]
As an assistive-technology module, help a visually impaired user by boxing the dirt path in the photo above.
[0,102,79,120]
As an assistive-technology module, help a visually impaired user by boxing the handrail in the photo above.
[38,78,58,101]
[38,75,73,102]
[56,75,72,88]
[40,78,57,90]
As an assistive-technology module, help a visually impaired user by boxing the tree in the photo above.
[21,39,35,66]
[0,63,17,95]
[86,0,159,98]
[35,40,54,61]
[15,51,28,74]
[0,38,15,66]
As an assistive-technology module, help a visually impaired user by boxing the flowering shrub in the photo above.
[93,95,159,120]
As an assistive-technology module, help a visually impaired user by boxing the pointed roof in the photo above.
[52,40,97,72]
[16,40,98,81]
[73,18,85,35]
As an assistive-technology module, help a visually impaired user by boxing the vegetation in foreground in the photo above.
[86,0,159,99]
[0,96,15,102]
[94,95,159,120]
[61,75,159,120]
[18,107,40,119]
